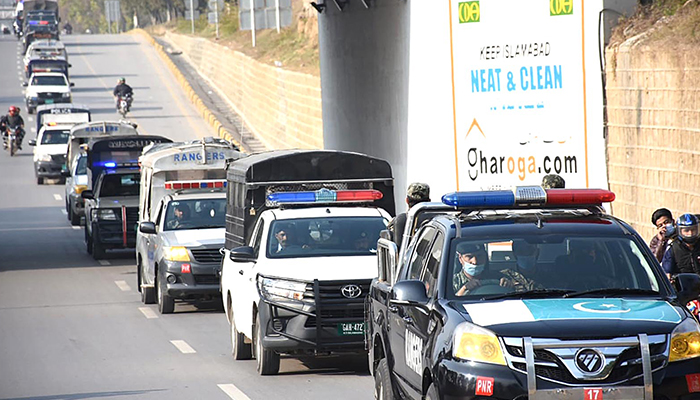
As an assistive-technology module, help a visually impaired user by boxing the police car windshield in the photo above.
[163,199,226,231]
[267,217,387,259]
[41,130,69,145]
[32,75,67,86]
[98,173,140,197]
[448,235,663,300]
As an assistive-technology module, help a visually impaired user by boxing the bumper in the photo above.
[162,260,221,300]
[27,97,71,107]
[434,357,700,400]
[35,161,63,178]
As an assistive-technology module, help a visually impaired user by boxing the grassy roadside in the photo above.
[611,0,700,47]
[148,3,320,76]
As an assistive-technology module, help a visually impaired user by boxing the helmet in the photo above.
[8,106,19,116]
[118,77,126,84]
[676,213,699,244]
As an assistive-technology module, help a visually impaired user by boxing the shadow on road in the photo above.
[70,74,137,79]
[65,42,138,47]
[278,354,370,377]
[0,389,167,400]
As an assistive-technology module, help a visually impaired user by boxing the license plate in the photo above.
[44,99,54,104]
[337,322,364,336]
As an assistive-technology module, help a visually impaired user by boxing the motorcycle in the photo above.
[117,93,133,118]
[5,126,22,157]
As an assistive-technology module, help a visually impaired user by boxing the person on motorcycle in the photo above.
[1,106,25,150]
[113,77,133,112]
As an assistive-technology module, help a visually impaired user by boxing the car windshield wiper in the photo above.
[564,288,661,298]
[482,289,574,301]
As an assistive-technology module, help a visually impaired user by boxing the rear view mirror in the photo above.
[60,168,70,177]
[390,280,429,311]
[81,190,94,200]
[229,246,255,262]
[22,82,27,87]
[70,82,75,87]
[139,221,157,234]
[28,139,36,146]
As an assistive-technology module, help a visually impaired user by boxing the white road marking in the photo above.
[217,384,252,400]
[60,209,67,215]
[53,194,62,201]
[28,117,33,122]
[115,280,131,291]
[138,307,159,319]
[170,340,196,354]
[72,226,81,230]
[98,260,110,266]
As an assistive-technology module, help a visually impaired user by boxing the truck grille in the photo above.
[303,279,371,328]
[51,154,66,164]
[38,92,64,100]
[190,248,223,264]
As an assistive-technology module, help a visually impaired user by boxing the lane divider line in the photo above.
[53,194,61,201]
[98,260,110,266]
[217,384,253,400]
[170,340,197,354]
[72,226,81,230]
[138,307,159,319]
[115,280,131,291]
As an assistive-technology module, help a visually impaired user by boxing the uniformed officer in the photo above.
[387,182,431,248]
[541,174,565,189]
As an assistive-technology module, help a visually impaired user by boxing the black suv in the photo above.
[367,187,700,400]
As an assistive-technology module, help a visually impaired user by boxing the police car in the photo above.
[367,187,700,400]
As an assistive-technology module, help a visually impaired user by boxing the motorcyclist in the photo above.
[662,213,700,277]
[1,106,25,150]
[63,22,73,35]
[113,77,133,111]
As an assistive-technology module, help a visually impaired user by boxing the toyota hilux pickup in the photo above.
[23,72,73,114]
[367,186,700,400]
[220,150,396,375]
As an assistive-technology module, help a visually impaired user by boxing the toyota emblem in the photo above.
[341,284,362,299]
[575,349,605,374]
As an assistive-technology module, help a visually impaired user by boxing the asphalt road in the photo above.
[0,33,373,400]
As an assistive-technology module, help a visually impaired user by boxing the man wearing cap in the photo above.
[454,242,513,296]
[541,174,565,189]
[388,182,431,249]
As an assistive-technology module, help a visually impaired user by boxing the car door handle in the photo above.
[402,316,413,325]
[388,305,399,313]
[238,270,244,275]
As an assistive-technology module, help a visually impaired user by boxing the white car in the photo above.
[28,122,70,184]
[23,39,67,67]
[24,72,73,114]
[64,153,88,225]
[221,205,390,375]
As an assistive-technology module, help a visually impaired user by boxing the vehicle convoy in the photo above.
[23,39,67,66]
[220,150,396,375]
[24,72,74,114]
[82,135,171,259]
[63,121,136,226]
[367,187,700,400]
[35,103,90,136]
[25,57,70,80]
[135,138,242,314]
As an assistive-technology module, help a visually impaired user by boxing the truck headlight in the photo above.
[97,209,117,221]
[670,318,700,362]
[38,154,52,162]
[62,92,70,98]
[74,185,88,195]
[452,322,506,366]
[163,246,190,262]
[258,277,306,302]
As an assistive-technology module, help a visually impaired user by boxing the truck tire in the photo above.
[36,177,43,185]
[425,383,439,400]
[230,309,252,360]
[254,311,280,375]
[157,269,175,314]
[65,200,71,220]
[374,359,394,400]
[85,228,92,255]
[69,206,81,226]
[140,263,156,304]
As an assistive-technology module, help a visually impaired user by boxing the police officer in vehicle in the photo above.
[113,77,133,110]
[387,182,431,249]
[662,213,700,278]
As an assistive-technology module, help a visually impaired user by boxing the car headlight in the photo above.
[258,276,306,302]
[38,154,52,162]
[62,92,70,98]
[163,246,190,262]
[96,209,117,221]
[670,318,700,362]
[74,185,88,195]
[452,322,506,366]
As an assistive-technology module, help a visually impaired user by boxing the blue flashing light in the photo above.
[103,162,117,168]
[441,190,515,208]
[268,191,319,204]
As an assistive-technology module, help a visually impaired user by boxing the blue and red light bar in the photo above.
[96,160,139,168]
[267,188,383,205]
[164,180,227,190]
[441,186,615,208]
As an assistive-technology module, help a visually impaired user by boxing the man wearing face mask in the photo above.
[453,243,515,296]
[507,240,545,291]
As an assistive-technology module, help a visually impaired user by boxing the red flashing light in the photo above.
[545,189,615,206]
[181,264,191,274]
[39,21,49,25]
[336,190,384,202]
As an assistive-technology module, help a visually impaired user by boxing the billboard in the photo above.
[406,0,607,195]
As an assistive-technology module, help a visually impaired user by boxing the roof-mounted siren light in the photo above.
[441,186,615,209]
[164,179,227,190]
[266,188,383,206]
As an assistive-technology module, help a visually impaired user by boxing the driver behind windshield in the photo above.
[454,242,543,296]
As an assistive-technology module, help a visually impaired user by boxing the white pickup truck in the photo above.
[23,72,73,114]
[220,150,396,375]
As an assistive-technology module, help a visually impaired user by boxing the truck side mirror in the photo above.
[70,82,75,87]
[229,245,255,262]
[81,190,94,200]
[377,238,398,284]
[390,280,429,310]
[139,222,157,234]
[28,139,36,146]
[676,273,700,305]
[22,82,27,87]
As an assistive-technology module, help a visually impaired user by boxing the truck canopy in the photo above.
[225,149,395,248]
[36,104,89,134]
[22,0,59,12]
[87,135,172,191]
[138,137,243,223]
[66,121,138,172]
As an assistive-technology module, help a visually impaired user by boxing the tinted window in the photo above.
[406,228,437,281]
[423,233,444,298]
[75,156,87,175]
[163,198,226,231]
[40,130,69,144]
[99,173,140,197]
[32,75,66,86]
[267,217,387,259]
